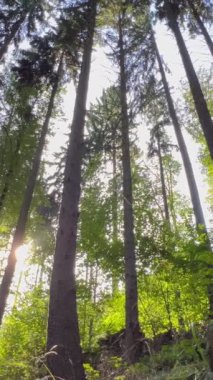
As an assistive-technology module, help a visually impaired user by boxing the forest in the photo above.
[0,0,212,379]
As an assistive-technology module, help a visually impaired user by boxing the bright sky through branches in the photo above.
[11,18,213,306]
[49,22,213,228]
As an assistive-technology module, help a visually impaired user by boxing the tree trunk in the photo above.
[118,12,141,364]
[154,23,213,329]
[112,140,119,293]
[165,1,213,159]
[156,133,170,224]
[46,3,97,379]
[0,55,63,325]
[166,162,178,232]
[153,34,207,228]
[0,15,26,61]
[82,261,89,346]
[187,0,213,56]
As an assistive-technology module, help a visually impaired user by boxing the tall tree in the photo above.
[46,1,97,379]
[153,34,207,229]
[186,0,213,56]
[152,31,213,319]
[103,0,155,362]
[118,8,141,364]
[0,52,63,324]
[85,86,123,292]
[0,82,37,214]
[148,122,171,224]
[156,0,213,159]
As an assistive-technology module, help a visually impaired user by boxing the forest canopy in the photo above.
[0,0,212,379]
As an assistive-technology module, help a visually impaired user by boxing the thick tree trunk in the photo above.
[118,12,141,364]
[165,1,213,159]
[154,34,207,228]
[187,0,213,56]
[0,15,26,61]
[46,3,96,379]
[0,56,63,325]
[156,134,170,224]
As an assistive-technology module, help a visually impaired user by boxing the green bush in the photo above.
[0,287,47,379]
[84,363,100,379]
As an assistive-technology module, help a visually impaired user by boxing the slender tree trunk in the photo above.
[154,32,213,318]
[160,285,173,331]
[46,3,96,379]
[35,264,40,287]
[112,140,119,293]
[88,264,98,350]
[88,265,94,351]
[118,12,141,364]
[167,163,178,232]
[112,141,118,245]
[165,1,213,159]
[0,15,26,61]
[187,0,213,56]
[82,261,89,346]
[0,56,63,325]
[175,290,185,330]
[156,134,170,223]
[154,34,207,228]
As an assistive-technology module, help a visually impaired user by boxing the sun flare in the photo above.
[15,242,31,264]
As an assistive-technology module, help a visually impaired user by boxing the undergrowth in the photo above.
[84,336,212,380]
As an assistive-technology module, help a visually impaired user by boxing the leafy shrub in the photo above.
[0,287,48,379]
[84,362,100,379]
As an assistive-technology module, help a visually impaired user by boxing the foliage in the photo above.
[183,69,213,208]
[0,0,212,378]
[0,287,47,379]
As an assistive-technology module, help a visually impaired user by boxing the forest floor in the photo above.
[84,328,213,380]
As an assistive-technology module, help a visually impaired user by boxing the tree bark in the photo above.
[118,12,141,364]
[46,2,97,379]
[0,55,63,325]
[156,133,170,224]
[112,139,119,293]
[187,0,213,56]
[165,0,213,159]
[154,26,213,322]
[0,14,26,61]
[153,34,207,228]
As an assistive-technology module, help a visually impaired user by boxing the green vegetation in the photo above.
[0,0,212,379]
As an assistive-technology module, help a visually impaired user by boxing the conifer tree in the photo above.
[0,44,64,324]
[148,122,171,225]
[186,0,213,55]
[156,0,213,159]
[117,9,141,363]
[46,1,97,378]
[152,33,207,229]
